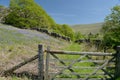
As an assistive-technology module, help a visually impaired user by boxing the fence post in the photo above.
[115,46,120,79]
[45,46,50,80]
[38,44,44,80]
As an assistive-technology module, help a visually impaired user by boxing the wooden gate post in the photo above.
[38,44,44,80]
[45,46,50,80]
[115,46,120,79]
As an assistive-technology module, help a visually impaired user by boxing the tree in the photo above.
[0,5,9,23]
[4,0,75,41]
[50,24,75,40]
[61,24,75,40]
[74,32,84,40]
[5,0,56,29]
[102,5,120,47]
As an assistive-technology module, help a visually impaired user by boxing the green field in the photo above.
[71,22,103,34]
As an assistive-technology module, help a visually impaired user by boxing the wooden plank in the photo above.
[38,45,44,80]
[50,66,115,70]
[46,50,114,56]
[4,54,38,74]
[49,72,114,75]
[50,59,115,63]
[49,72,112,76]
[51,66,99,69]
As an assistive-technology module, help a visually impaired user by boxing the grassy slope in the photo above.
[0,24,79,80]
[0,24,117,80]
[71,22,103,34]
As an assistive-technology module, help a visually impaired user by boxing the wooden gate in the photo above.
[3,45,120,80]
[42,45,120,80]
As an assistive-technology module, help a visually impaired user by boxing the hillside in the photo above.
[2,0,74,40]
[71,23,103,34]
[0,23,75,80]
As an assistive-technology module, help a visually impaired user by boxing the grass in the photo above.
[62,43,81,51]
[71,22,103,34]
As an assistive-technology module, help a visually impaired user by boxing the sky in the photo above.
[0,0,120,25]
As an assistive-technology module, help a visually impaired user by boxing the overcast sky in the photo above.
[0,0,120,25]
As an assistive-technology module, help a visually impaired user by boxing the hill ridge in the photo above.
[71,22,103,34]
